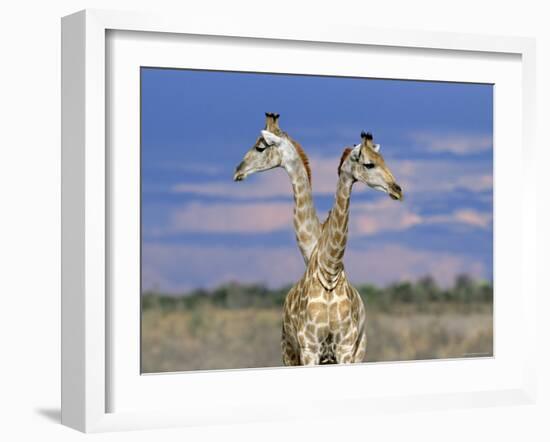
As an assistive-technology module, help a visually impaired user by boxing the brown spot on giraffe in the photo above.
[299,231,312,243]
[328,302,339,323]
[338,300,351,318]
[307,302,328,323]
[295,209,306,225]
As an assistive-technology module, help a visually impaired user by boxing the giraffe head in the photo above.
[339,131,403,200]
[233,113,311,182]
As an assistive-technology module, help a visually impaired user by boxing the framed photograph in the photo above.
[61,9,537,432]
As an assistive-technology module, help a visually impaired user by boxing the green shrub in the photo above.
[142,276,493,312]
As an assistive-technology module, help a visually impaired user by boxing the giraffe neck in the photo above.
[284,156,321,264]
[315,173,354,288]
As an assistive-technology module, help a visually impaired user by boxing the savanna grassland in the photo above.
[141,275,493,373]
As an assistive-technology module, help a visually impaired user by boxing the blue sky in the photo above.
[141,68,493,293]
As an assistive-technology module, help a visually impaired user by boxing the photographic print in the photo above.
[140,68,493,372]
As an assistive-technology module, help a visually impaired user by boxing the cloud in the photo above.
[350,199,423,235]
[166,201,294,234]
[393,159,493,194]
[170,156,341,200]
[350,200,491,236]
[160,153,492,238]
[171,155,492,202]
[344,244,486,287]
[172,170,294,199]
[425,209,492,229]
[159,175,491,237]
[411,132,492,155]
[151,161,222,175]
[142,242,488,293]
[142,244,305,292]
[453,209,492,228]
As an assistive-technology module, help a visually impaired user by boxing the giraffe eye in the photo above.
[364,163,375,169]
[256,143,267,152]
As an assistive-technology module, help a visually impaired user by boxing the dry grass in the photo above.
[141,302,492,373]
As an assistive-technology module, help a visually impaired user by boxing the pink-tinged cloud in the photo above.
[142,242,488,293]
[169,155,341,199]
[393,159,493,194]
[344,244,486,287]
[172,168,294,199]
[164,153,492,236]
[156,190,490,237]
[142,244,305,293]
[411,132,492,155]
[423,209,492,229]
[167,201,294,234]
[349,200,491,236]
[171,155,492,201]
[451,209,493,228]
[351,199,423,235]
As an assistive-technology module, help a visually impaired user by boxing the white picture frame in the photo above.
[61,9,537,433]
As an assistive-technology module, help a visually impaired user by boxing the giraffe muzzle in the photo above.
[233,170,248,181]
[389,183,403,201]
[233,162,248,181]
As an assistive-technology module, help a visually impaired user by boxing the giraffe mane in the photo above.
[286,135,312,184]
[338,147,353,176]
[263,113,310,183]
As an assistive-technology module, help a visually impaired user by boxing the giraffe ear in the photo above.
[261,130,282,146]
[372,143,381,153]
[350,145,361,161]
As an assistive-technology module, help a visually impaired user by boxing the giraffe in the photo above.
[233,113,321,263]
[282,131,403,365]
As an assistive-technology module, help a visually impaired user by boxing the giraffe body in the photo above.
[281,132,402,365]
[282,255,367,365]
[281,175,367,365]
